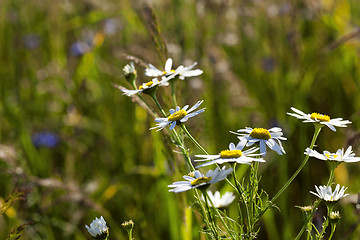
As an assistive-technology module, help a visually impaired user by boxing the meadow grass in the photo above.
[1,0,360,239]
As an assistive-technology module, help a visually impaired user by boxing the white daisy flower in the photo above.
[231,127,286,156]
[121,77,169,96]
[168,167,233,193]
[287,107,351,131]
[145,58,203,80]
[305,146,360,163]
[150,100,205,131]
[173,62,203,80]
[195,142,265,168]
[310,184,349,202]
[201,191,236,208]
[85,216,108,238]
[145,58,176,77]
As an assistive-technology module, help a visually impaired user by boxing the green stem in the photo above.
[170,79,178,106]
[127,229,133,240]
[171,128,195,172]
[259,125,322,218]
[232,164,250,232]
[150,92,167,117]
[297,159,337,240]
[248,162,259,237]
[180,124,208,155]
[328,222,337,240]
[204,191,237,239]
[295,200,321,240]
[327,166,336,186]
[199,190,218,239]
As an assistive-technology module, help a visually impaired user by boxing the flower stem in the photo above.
[150,92,167,117]
[328,222,337,240]
[180,124,208,155]
[295,199,321,240]
[127,229,133,240]
[130,82,158,117]
[170,79,178,106]
[201,190,219,239]
[171,128,195,172]
[232,164,251,231]
[327,166,336,186]
[205,191,237,239]
[259,125,322,217]
[296,158,337,239]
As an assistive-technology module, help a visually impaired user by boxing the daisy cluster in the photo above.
[110,57,357,238]
[287,107,356,231]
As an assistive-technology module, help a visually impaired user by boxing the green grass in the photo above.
[1,0,360,239]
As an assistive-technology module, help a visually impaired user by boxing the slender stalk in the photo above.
[127,230,133,240]
[326,166,336,186]
[296,158,337,239]
[306,221,312,240]
[328,223,337,240]
[295,200,321,240]
[259,125,323,217]
[232,165,250,232]
[248,162,259,238]
[170,79,178,106]
[180,124,208,155]
[171,128,195,172]
[205,191,237,239]
[150,91,167,117]
[199,190,218,239]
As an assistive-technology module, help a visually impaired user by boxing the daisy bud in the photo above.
[123,62,137,84]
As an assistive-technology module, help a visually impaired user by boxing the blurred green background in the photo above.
[1,0,360,239]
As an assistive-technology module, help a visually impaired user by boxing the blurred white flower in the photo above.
[310,184,349,202]
[85,216,108,238]
[195,142,264,168]
[168,167,233,193]
[305,146,360,163]
[231,127,286,156]
[150,100,205,131]
[287,107,351,131]
[145,58,203,80]
[201,191,236,208]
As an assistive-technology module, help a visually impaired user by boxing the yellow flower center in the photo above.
[191,176,212,186]
[250,128,271,140]
[163,69,176,75]
[138,80,153,90]
[168,109,187,121]
[220,149,243,158]
[310,112,330,122]
[325,154,338,159]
